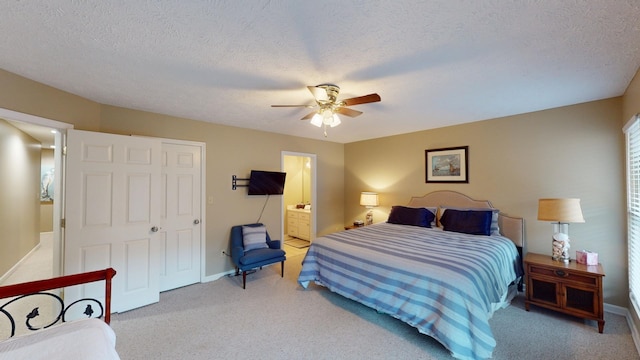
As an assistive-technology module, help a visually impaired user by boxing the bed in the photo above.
[0,268,120,360]
[298,191,524,360]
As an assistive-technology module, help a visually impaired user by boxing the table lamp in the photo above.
[537,198,585,263]
[360,192,379,225]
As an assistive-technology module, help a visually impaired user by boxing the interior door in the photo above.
[159,142,202,291]
[64,129,161,313]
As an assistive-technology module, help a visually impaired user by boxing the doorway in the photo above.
[0,108,70,281]
[0,107,206,313]
[282,152,316,256]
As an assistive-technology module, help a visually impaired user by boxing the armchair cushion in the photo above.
[238,247,286,267]
[242,225,268,251]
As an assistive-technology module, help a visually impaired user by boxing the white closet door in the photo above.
[159,142,202,291]
[64,129,161,313]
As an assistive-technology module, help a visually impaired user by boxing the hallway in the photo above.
[0,232,52,286]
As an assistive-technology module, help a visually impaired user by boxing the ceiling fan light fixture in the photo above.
[319,108,340,127]
[310,113,323,127]
[272,83,380,136]
[329,113,341,127]
[321,108,333,123]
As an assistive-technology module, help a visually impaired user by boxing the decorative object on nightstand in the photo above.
[524,252,605,333]
[360,192,379,225]
[344,224,364,230]
[576,250,598,265]
[537,198,585,263]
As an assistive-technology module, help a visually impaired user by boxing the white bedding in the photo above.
[0,318,120,360]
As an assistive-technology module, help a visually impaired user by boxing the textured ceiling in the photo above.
[1,1,640,143]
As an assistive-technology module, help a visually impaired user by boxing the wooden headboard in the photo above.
[406,190,524,248]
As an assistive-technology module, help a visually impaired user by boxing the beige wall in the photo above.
[0,68,345,278]
[0,119,40,275]
[345,97,627,306]
[284,157,303,208]
[283,156,311,207]
[39,204,53,232]
[622,68,640,338]
[0,69,101,131]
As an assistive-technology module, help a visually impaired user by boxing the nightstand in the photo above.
[524,252,605,333]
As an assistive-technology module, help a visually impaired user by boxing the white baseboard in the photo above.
[605,302,640,356]
[605,302,628,316]
[0,242,42,284]
[631,317,640,358]
[201,269,236,283]
[202,261,283,284]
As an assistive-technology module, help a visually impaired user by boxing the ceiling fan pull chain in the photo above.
[323,124,328,137]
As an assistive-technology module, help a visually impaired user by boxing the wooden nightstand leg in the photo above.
[598,320,605,333]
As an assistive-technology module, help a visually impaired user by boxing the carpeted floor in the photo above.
[110,253,639,360]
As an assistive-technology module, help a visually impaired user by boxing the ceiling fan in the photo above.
[271,84,381,136]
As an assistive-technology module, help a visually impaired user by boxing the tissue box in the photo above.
[576,250,598,265]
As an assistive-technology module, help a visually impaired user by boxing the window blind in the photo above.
[624,114,640,313]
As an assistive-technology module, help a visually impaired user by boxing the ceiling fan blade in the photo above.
[307,86,328,101]
[271,104,316,108]
[341,93,381,106]
[334,107,363,117]
[300,111,317,120]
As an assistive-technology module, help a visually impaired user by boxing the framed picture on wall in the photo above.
[40,166,54,203]
[425,146,468,183]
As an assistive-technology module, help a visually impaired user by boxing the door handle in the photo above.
[193,219,200,225]
[151,226,159,233]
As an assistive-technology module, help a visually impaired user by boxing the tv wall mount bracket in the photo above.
[232,175,249,190]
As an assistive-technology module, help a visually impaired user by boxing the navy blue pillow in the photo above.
[440,209,493,235]
[387,206,435,227]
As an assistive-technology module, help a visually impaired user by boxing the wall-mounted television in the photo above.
[248,170,286,195]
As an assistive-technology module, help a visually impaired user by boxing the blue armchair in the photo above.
[230,223,286,289]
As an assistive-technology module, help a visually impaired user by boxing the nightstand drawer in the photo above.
[528,265,597,286]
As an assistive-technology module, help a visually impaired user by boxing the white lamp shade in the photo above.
[310,113,323,127]
[311,110,341,128]
[360,192,379,207]
[537,198,585,223]
[329,113,341,127]
[321,109,333,124]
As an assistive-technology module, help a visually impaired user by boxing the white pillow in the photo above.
[242,225,268,251]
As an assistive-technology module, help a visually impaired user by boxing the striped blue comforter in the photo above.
[297,223,522,360]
